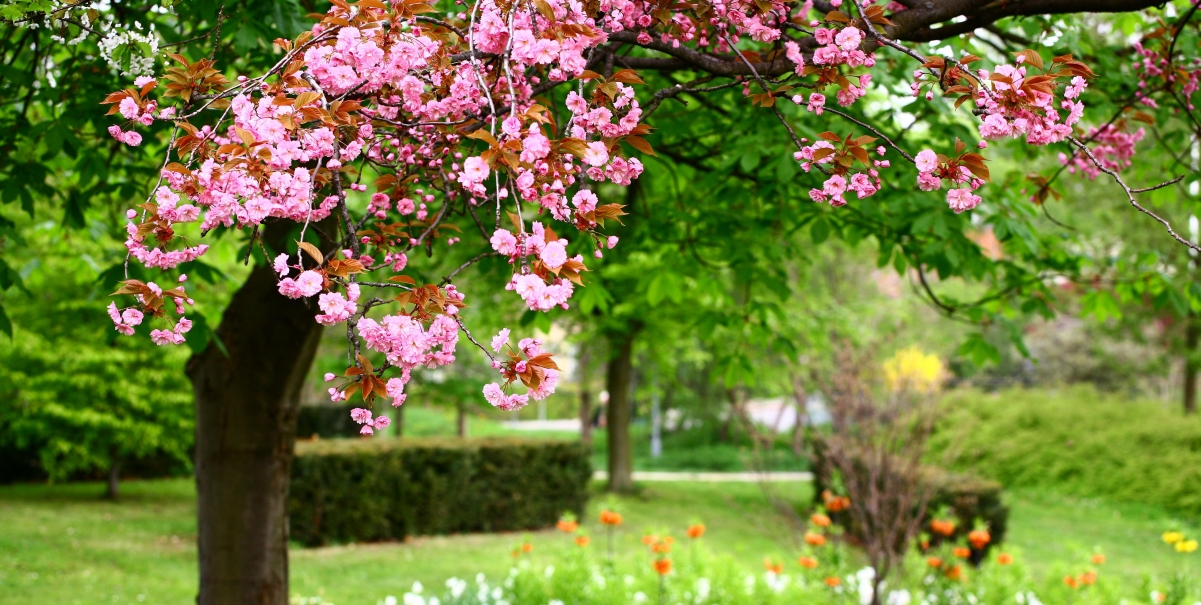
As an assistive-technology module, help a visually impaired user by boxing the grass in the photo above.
[3,477,1200,605]
[0,478,812,605]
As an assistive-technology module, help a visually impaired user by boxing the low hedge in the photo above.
[929,386,1201,516]
[289,437,591,546]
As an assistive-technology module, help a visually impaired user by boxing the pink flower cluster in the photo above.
[350,407,391,435]
[481,333,558,411]
[914,149,984,214]
[1131,41,1201,110]
[1059,124,1146,179]
[793,138,888,207]
[492,222,582,311]
[973,64,1086,145]
[106,303,144,336]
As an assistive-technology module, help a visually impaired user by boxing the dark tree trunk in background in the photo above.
[186,262,324,605]
[105,458,120,500]
[1186,309,1198,415]
[578,346,593,448]
[606,333,636,493]
[457,402,468,437]
[394,403,405,438]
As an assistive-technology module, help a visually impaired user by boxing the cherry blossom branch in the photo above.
[441,250,500,285]
[1068,135,1201,253]
[723,35,804,151]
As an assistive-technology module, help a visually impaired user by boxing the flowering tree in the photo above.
[7,0,1201,602]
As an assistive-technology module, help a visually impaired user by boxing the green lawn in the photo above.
[1,478,1197,605]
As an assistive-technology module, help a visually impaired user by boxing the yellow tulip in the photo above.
[1163,531,1184,544]
[1177,540,1199,553]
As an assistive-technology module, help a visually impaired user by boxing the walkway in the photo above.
[591,470,813,482]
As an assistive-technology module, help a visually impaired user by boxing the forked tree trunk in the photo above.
[606,333,635,493]
[186,263,324,605]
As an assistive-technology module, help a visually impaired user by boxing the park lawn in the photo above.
[1,478,1198,605]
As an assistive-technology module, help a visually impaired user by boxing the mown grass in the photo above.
[3,477,1199,605]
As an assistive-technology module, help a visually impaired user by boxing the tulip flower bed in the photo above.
[289,506,1201,605]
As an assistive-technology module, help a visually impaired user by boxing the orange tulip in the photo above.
[1080,571,1097,586]
[944,566,962,581]
[1064,575,1079,589]
[927,557,943,568]
[642,534,657,545]
[798,556,819,569]
[599,510,623,526]
[1091,554,1106,565]
[930,519,956,537]
[953,547,972,559]
[763,558,783,574]
[687,524,706,538]
[997,553,1013,565]
[653,559,672,576]
[824,576,842,587]
[968,529,991,549]
[521,542,533,553]
[805,532,827,547]
[557,520,579,533]
[810,513,832,527]
[575,535,590,547]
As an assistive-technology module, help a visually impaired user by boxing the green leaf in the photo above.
[0,302,11,338]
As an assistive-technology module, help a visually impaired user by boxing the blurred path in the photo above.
[592,471,813,482]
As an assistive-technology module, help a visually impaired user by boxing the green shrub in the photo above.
[288,437,591,546]
[929,386,1201,516]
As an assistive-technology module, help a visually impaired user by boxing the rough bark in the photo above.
[105,458,120,500]
[605,333,636,493]
[186,262,324,605]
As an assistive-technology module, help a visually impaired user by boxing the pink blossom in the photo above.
[294,271,324,297]
[491,328,511,352]
[541,239,568,269]
[490,229,518,256]
[807,93,826,115]
[914,149,938,173]
[946,188,982,213]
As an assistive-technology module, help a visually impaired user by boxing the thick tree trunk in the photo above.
[105,458,120,500]
[606,333,635,493]
[186,263,324,605]
[1186,310,1199,415]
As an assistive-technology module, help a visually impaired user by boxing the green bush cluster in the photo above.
[929,386,1201,516]
[288,437,591,546]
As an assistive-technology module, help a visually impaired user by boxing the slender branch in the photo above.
[1068,135,1201,253]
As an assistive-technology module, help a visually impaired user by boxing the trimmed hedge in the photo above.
[929,386,1201,516]
[289,437,591,546]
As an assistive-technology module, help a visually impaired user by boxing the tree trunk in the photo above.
[186,263,324,605]
[394,403,405,438]
[457,402,468,438]
[1186,309,1199,415]
[606,333,636,493]
[105,458,120,500]
[578,347,593,449]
